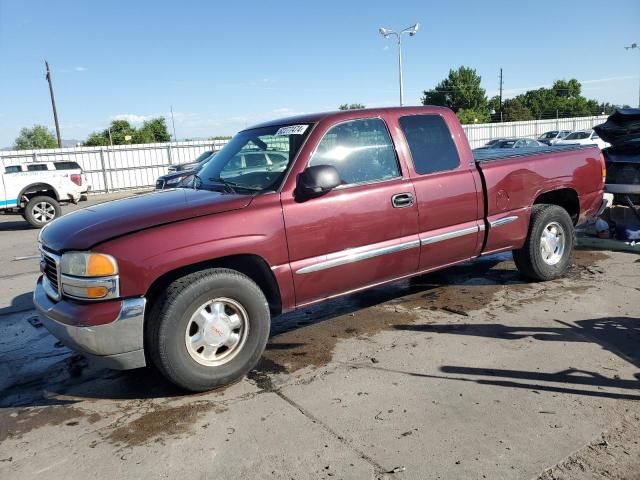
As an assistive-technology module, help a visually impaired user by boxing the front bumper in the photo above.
[33,277,147,370]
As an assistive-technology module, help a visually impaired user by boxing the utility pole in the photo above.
[498,68,504,122]
[44,61,62,147]
[170,105,177,142]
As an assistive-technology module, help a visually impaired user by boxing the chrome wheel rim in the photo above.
[185,297,249,367]
[540,221,565,265]
[33,202,56,223]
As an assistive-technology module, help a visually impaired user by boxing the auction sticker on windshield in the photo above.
[275,125,308,136]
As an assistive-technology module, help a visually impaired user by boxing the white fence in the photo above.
[462,115,607,149]
[0,140,229,194]
[0,115,608,194]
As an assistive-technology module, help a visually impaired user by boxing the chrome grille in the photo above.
[40,248,61,300]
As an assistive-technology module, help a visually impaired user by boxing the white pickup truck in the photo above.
[0,160,89,227]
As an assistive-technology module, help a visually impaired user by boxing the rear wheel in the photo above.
[24,196,61,228]
[147,268,270,391]
[512,204,574,281]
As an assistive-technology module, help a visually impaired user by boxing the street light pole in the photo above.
[397,34,403,106]
[44,60,62,148]
[170,105,177,142]
[379,23,420,107]
[625,43,640,108]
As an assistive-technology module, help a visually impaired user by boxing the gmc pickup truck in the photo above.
[34,107,606,391]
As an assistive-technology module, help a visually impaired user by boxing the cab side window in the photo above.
[308,118,400,185]
[399,115,460,174]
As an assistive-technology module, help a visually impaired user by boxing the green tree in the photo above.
[84,120,136,146]
[421,66,489,115]
[456,108,490,125]
[85,117,172,146]
[338,103,366,110]
[134,117,171,143]
[502,98,534,122]
[84,132,110,146]
[13,125,58,150]
[552,79,581,98]
[511,78,616,120]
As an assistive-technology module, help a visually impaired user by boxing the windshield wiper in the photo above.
[208,177,237,194]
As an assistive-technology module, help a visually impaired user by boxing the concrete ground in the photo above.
[0,192,639,480]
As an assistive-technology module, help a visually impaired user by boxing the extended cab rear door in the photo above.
[281,117,420,307]
[389,111,484,271]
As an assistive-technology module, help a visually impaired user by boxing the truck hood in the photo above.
[40,188,253,251]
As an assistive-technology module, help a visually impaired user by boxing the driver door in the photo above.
[281,117,420,307]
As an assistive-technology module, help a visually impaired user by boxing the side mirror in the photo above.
[296,165,341,199]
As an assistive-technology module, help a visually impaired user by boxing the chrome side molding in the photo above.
[489,215,519,228]
[296,239,420,274]
[421,225,480,245]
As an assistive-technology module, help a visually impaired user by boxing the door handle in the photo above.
[391,192,415,208]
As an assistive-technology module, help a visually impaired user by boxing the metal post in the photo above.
[167,144,173,165]
[45,61,62,148]
[397,35,404,106]
[99,148,110,193]
[170,105,178,142]
[379,24,419,107]
[498,68,503,121]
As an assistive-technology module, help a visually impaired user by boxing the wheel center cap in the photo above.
[203,318,230,346]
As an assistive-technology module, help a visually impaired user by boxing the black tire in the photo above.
[146,268,270,392]
[24,196,61,228]
[512,204,574,281]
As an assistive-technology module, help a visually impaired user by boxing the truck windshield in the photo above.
[195,124,312,193]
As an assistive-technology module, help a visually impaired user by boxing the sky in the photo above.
[0,0,639,147]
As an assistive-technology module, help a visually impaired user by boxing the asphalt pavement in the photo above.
[1,191,639,479]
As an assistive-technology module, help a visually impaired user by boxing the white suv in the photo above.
[0,160,90,228]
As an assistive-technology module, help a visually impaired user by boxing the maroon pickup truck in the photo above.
[34,107,606,391]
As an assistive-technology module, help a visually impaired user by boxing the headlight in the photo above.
[59,252,119,300]
[60,252,118,277]
[165,177,182,185]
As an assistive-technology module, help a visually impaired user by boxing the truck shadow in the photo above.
[1,254,515,407]
[0,250,606,406]
[392,316,640,401]
[0,220,32,231]
[0,292,33,316]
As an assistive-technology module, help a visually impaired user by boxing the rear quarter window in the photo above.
[398,115,460,175]
[4,165,22,173]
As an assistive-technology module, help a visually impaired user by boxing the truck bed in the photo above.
[474,143,605,255]
[473,144,595,163]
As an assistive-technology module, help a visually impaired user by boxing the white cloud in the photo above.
[272,107,295,115]
[74,66,87,72]
[111,114,154,123]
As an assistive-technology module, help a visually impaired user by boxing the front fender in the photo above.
[94,194,293,305]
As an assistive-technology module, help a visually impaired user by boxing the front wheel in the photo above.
[24,196,61,228]
[146,268,270,391]
[512,204,574,281]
